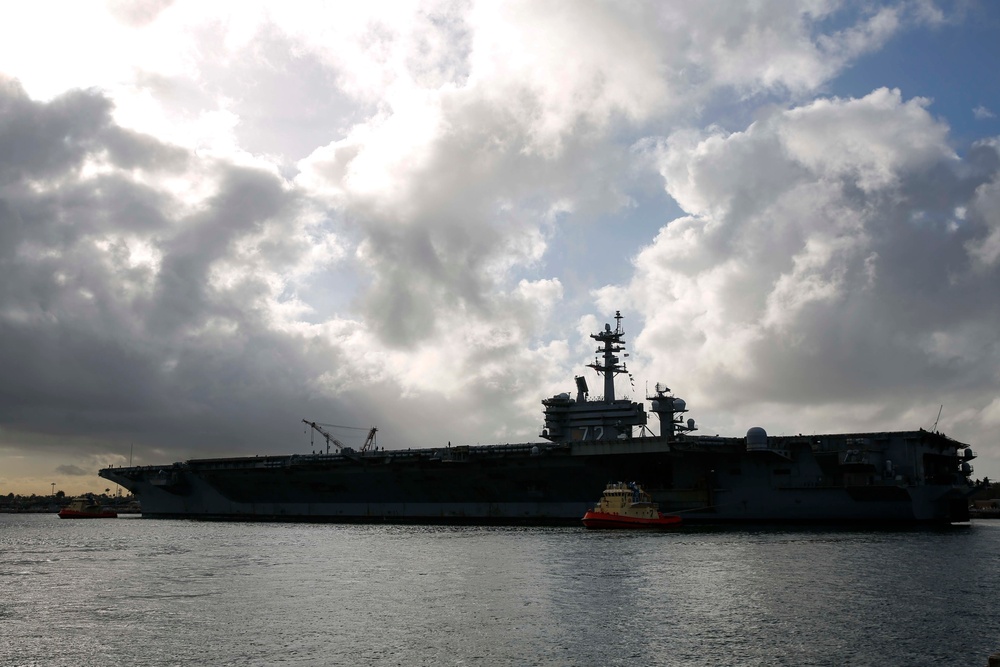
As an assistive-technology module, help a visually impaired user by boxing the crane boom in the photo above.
[362,427,378,452]
[932,405,943,433]
[303,420,377,454]
[302,419,347,454]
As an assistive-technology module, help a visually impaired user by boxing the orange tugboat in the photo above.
[582,482,681,529]
[58,496,118,519]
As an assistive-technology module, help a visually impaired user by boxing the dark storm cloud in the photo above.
[149,167,291,334]
[0,79,108,182]
[0,78,185,182]
[0,80,363,464]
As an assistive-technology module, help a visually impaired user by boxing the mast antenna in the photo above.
[931,405,943,433]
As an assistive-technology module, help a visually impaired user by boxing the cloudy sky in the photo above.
[2,0,999,495]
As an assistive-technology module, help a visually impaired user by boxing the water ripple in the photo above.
[2,515,1000,666]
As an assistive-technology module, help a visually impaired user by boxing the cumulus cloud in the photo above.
[974,105,996,120]
[966,165,1000,269]
[290,1,933,349]
[611,89,1000,465]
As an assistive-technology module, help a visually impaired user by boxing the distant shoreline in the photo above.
[0,509,142,514]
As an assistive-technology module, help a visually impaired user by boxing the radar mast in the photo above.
[540,311,646,442]
[587,310,629,402]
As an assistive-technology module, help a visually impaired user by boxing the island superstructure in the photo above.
[100,312,976,524]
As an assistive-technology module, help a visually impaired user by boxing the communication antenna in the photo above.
[931,405,943,433]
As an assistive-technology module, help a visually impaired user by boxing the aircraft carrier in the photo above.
[100,312,976,524]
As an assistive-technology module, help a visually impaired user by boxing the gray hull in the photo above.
[100,430,973,524]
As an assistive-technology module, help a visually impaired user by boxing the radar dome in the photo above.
[672,398,686,412]
[746,427,768,451]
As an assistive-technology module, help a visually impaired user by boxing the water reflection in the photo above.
[2,516,999,666]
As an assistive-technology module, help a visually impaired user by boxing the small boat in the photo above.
[582,482,681,529]
[58,496,118,519]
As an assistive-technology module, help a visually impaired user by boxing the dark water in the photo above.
[2,515,999,666]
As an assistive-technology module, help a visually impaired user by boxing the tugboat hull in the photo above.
[58,508,117,519]
[582,511,681,529]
